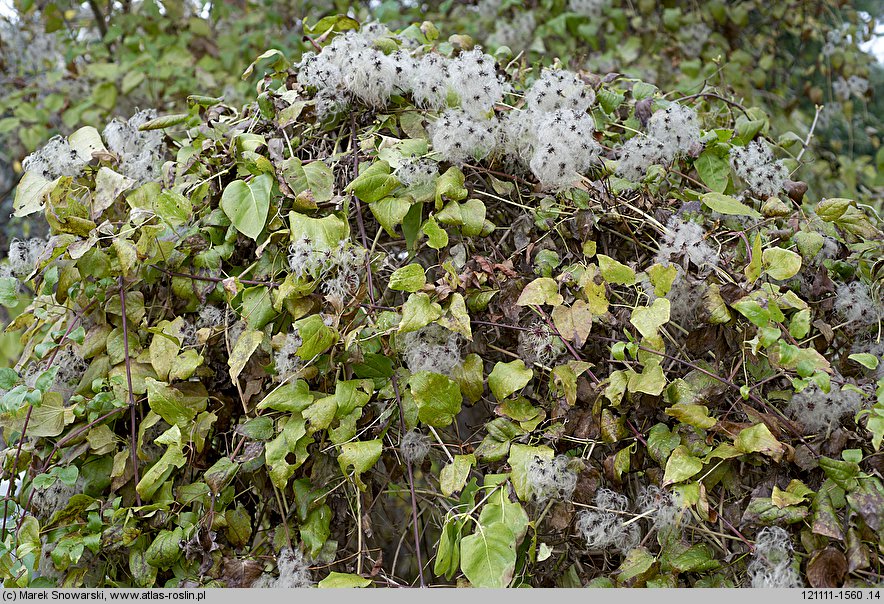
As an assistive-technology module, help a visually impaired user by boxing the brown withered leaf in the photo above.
[806,547,847,588]
[221,558,264,588]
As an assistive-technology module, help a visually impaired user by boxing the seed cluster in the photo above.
[729,140,788,199]
[616,103,700,182]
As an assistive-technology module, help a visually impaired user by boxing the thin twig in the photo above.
[675,92,750,117]
[796,104,823,163]
[151,264,279,288]
[392,374,426,588]
[350,114,376,304]
[119,277,142,506]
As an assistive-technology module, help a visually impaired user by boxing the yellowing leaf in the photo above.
[663,445,703,486]
[630,298,671,338]
[516,277,563,306]
[597,254,636,285]
[488,360,533,401]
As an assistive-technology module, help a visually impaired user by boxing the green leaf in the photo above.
[793,230,824,259]
[735,423,785,461]
[137,114,188,131]
[204,457,239,495]
[241,49,288,79]
[597,88,625,114]
[488,360,533,401]
[303,14,360,35]
[136,427,186,501]
[294,314,338,359]
[257,380,314,412]
[665,403,717,430]
[460,522,519,588]
[301,504,332,558]
[13,170,57,217]
[627,363,667,396]
[630,298,670,338]
[434,166,468,208]
[370,196,411,236]
[647,263,678,296]
[346,161,399,204]
[848,353,880,370]
[647,423,680,465]
[762,247,802,280]
[317,572,371,588]
[0,368,17,390]
[388,264,426,292]
[731,297,769,328]
[154,190,192,226]
[617,547,655,582]
[265,415,308,489]
[398,292,442,334]
[440,454,475,496]
[145,378,203,428]
[671,544,720,573]
[695,150,729,193]
[145,527,183,570]
[68,125,108,160]
[422,215,449,249]
[434,519,461,580]
[410,371,463,427]
[338,439,383,490]
[453,354,484,403]
[0,277,19,307]
[228,329,263,382]
[815,198,851,222]
[288,211,349,250]
[597,254,636,285]
[516,277,563,306]
[701,192,761,218]
[242,286,277,330]
[221,174,273,240]
[663,445,703,486]
[300,160,335,202]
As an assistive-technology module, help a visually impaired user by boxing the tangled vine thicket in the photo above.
[0,13,882,589]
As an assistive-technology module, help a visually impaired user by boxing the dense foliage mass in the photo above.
[0,6,883,590]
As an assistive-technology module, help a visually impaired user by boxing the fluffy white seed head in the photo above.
[255,547,312,588]
[747,527,802,588]
[525,455,577,503]
[529,109,601,190]
[400,430,431,464]
[833,281,882,330]
[449,48,508,117]
[637,485,682,531]
[410,53,453,111]
[431,110,496,164]
[525,69,594,113]
[729,141,788,199]
[654,216,719,270]
[576,488,640,554]
[518,321,565,367]
[402,324,461,375]
[569,0,609,18]
[22,136,88,180]
[616,103,699,181]
[490,11,536,50]
[274,331,303,379]
[395,158,438,187]
[102,110,165,184]
[785,380,864,434]
[5,238,46,277]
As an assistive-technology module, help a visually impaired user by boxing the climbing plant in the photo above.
[0,15,882,589]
